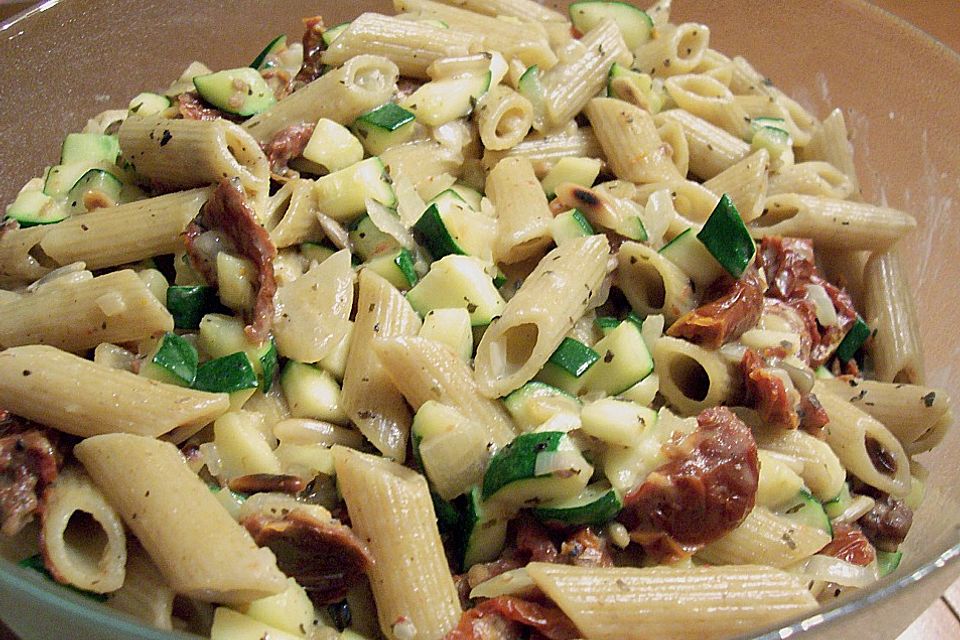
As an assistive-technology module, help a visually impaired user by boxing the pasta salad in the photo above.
[0,1,948,639]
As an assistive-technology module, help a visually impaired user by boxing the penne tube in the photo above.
[657,109,750,180]
[527,562,817,640]
[322,13,477,79]
[653,336,737,415]
[0,270,172,353]
[750,194,916,251]
[244,55,399,143]
[373,335,517,447]
[541,20,632,129]
[474,235,611,398]
[0,345,229,438]
[801,108,859,195]
[664,74,751,139]
[616,241,695,323]
[752,427,846,502]
[394,0,557,70]
[487,157,553,264]
[482,126,604,176]
[381,139,464,190]
[0,224,50,287]
[476,85,534,152]
[863,249,925,384]
[106,541,176,631]
[119,116,268,209]
[75,434,286,605]
[815,382,912,498]
[633,22,710,77]
[431,0,568,23]
[817,377,950,449]
[586,98,680,184]
[657,118,690,178]
[767,161,855,200]
[264,178,325,249]
[333,446,461,640]
[728,55,772,96]
[340,269,421,461]
[697,506,832,568]
[40,467,127,593]
[702,149,769,222]
[38,188,210,271]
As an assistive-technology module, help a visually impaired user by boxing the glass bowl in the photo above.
[0,1,957,638]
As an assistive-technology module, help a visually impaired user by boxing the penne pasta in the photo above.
[586,98,681,184]
[653,336,737,414]
[657,108,750,179]
[697,506,832,568]
[486,156,553,263]
[617,241,695,323]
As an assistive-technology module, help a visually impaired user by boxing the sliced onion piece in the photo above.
[791,554,879,589]
[806,284,838,327]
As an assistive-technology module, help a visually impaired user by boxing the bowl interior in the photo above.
[1,1,959,639]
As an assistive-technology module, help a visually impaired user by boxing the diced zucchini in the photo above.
[517,65,546,128]
[569,1,653,48]
[128,92,171,116]
[250,35,287,70]
[503,382,581,432]
[481,431,592,510]
[193,352,259,410]
[193,67,276,117]
[448,183,484,211]
[402,71,492,127]
[580,319,654,395]
[216,252,256,312]
[412,401,490,500]
[302,118,365,173]
[815,365,835,380]
[608,63,662,113]
[419,307,473,361]
[532,481,622,526]
[536,338,600,395]
[210,607,302,640]
[314,157,396,223]
[618,371,659,406]
[365,247,419,290]
[750,116,788,132]
[580,398,655,447]
[413,203,465,259]
[696,194,756,279]
[433,492,461,535]
[540,157,602,198]
[835,316,871,362]
[594,316,621,336]
[551,209,595,246]
[459,486,508,570]
[60,133,120,165]
[300,241,337,264]
[659,228,727,293]
[197,313,275,389]
[322,22,351,47]
[66,168,123,213]
[406,255,506,326]
[140,332,199,387]
[258,339,279,391]
[352,103,417,156]
[244,577,314,636]
[44,163,116,197]
[416,194,495,260]
[349,214,400,261]
[779,489,832,537]
[876,550,902,578]
[166,285,221,330]
[615,214,648,242]
[752,125,793,161]
[4,189,67,227]
[280,361,348,424]
[823,482,851,520]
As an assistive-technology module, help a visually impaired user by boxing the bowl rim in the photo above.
[0,1,958,639]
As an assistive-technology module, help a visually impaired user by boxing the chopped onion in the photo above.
[470,568,537,599]
[641,314,666,354]
[791,554,879,588]
[781,360,815,395]
[394,176,427,227]
[198,442,222,478]
[832,495,876,524]
[365,197,415,249]
[534,450,586,477]
[806,284,838,327]
[315,211,349,250]
[719,341,748,364]
[28,262,91,293]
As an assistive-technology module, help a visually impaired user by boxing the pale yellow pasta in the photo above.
[432,0,567,23]
[340,269,422,461]
[106,541,176,632]
[487,156,553,264]
[815,382,912,497]
[0,225,52,287]
[633,22,710,77]
[527,562,817,640]
[474,235,610,397]
[616,242,694,323]
[752,427,846,502]
[751,193,916,251]
[0,345,229,438]
[817,378,949,449]
[263,178,325,249]
[656,118,690,178]
[373,335,517,447]
[767,161,855,199]
[74,433,286,605]
[652,337,736,415]
[322,13,476,78]
[664,74,751,139]
[38,188,210,271]
[541,20,632,129]
[0,270,172,352]
[244,54,399,143]
[40,468,127,593]
[119,116,268,209]
[482,125,604,175]
[863,249,925,384]
[381,139,464,190]
[756,450,805,509]
[586,98,680,184]
[476,85,535,152]
[697,506,832,568]
[702,149,769,222]
[657,109,750,179]
[333,446,461,640]
[272,249,355,363]
[727,55,771,96]
[396,0,556,70]
[801,109,857,194]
